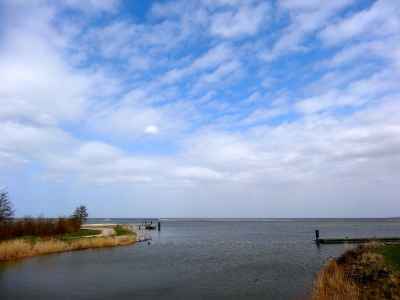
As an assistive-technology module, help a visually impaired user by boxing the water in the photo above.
[1,219,400,299]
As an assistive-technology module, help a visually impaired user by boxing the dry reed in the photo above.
[313,259,360,300]
[0,235,136,261]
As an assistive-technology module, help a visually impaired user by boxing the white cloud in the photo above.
[182,131,258,169]
[296,65,400,115]
[210,2,269,38]
[318,0,400,74]
[320,0,400,46]
[45,143,159,185]
[88,99,191,139]
[63,0,120,12]
[77,142,122,164]
[295,90,359,114]
[0,2,121,126]
[191,43,234,70]
[89,105,162,137]
[261,0,355,60]
[0,122,76,165]
[174,166,224,181]
[160,43,234,85]
[4,96,400,190]
[197,60,241,84]
[331,38,400,68]
[144,125,159,135]
[240,107,289,125]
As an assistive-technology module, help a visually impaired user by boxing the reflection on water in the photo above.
[1,219,400,299]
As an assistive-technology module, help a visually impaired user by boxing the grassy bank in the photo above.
[114,225,133,236]
[313,243,400,299]
[0,227,136,262]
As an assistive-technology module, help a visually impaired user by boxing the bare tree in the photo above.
[72,205,88,224]
[0,190,14,222]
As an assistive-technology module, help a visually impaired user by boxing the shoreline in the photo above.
[313,243,400,299]
[0,224,137,262]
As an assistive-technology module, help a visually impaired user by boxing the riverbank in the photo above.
[0,224,136,262]
[313,243,400,299]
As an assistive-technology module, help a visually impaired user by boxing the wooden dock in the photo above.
[314,230,400,244]
[132,220,161,243]
[137,220,160,231]
[131,224,152,242]
[317,237,400,244]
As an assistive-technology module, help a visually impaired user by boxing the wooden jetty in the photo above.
[314,230,400,244]
[125,221,161,243]
[132,224,152,242]
[138,220,161,231]
[318,237,400,244]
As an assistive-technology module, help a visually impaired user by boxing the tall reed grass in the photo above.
[0,235,136,261]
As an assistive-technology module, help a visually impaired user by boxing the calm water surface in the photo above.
[1,219,400,299]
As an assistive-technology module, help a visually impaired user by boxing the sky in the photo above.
[1,0,399,218]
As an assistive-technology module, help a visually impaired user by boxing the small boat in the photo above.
[145,224,156,230]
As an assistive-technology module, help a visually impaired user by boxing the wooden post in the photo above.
[158,221,161,231]
[315,230,320,241]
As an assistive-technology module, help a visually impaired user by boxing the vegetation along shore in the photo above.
[0,233,136,262]
[313,243,400,299]
[0,190,136,262]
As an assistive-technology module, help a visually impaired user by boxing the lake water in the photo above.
[1,219,400,299]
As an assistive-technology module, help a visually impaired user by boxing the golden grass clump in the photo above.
[313,243,400,300]
[313,259,360,300]
[0,235,136,261]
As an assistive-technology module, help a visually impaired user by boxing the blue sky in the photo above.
[1,0,399,218]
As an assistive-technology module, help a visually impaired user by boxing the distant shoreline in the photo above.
[86,217,400,221]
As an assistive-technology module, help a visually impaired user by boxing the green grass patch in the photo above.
[65,228,101,237]
[1,229,102,244]
[19,235,41,245]
[377,244,400,271]
[60,229,101,241]
[114,225,133,236]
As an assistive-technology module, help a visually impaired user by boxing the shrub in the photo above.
[0,217,81,241]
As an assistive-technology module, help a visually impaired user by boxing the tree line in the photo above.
[0,189,89,241]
